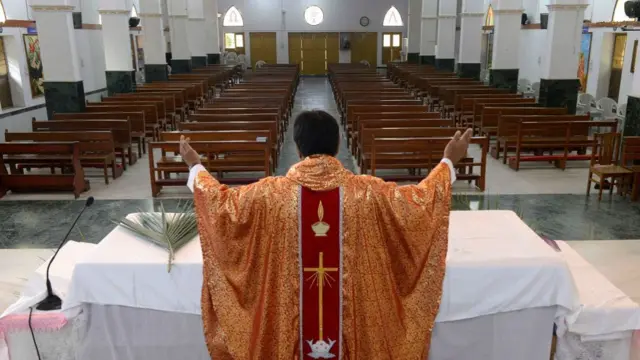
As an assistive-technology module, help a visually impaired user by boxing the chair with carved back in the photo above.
[621,136,640,201]
[586,132,633,200]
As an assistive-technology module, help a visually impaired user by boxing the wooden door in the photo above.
[289,33,302,66]
[608,33,627,100]
[301,33,325,75]
[326,33,339,68]
[350,32,377,67]
[382,32,402,65]
[250,32,277,66]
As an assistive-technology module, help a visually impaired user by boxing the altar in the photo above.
[2,210,639,360]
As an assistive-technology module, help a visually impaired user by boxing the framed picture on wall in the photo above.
[577,32,592,92]
[23,34,44,97]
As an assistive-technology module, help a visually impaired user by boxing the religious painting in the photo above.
[23,34,44,98]
[577,32,592,92]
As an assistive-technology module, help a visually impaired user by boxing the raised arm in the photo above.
[419,128,473,188]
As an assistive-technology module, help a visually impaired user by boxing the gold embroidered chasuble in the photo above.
[193,155,451,359]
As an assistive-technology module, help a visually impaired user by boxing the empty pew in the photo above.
[0,142,89,198]
[5,130,119,184]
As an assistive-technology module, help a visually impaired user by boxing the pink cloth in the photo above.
[0,312,67,360]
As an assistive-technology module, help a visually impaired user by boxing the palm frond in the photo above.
[114,201,198,272]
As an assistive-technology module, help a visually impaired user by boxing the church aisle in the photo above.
[276,77,356,175]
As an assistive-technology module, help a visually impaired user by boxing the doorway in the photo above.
[249,32,277,66]
[608,33,627,100]
[288,33,339,75]
[382,32,402,64]
[350,32,377,67]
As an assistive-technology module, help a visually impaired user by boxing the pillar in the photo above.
[187,0,206,67]
[99,0,135,94]
[140,0,168,82]
[31,4,85,118]
[408,0,422,63]
[489,0,523,91]
[168,0,191,73]
[537,1,588,114]
[420,0,437,65]
[457,0,484,79]
[435,0,457,71]
[204,0,220,64]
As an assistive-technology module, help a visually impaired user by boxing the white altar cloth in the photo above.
[63,210,579,323]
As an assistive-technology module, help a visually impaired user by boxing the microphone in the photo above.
[36,196,94,311]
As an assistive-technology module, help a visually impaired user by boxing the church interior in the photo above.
[1,0,640,357]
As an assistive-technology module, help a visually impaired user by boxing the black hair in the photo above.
[293,110,339,157]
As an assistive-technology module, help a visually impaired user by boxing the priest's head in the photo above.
[294,110,340,158]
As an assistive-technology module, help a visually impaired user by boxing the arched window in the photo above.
[613,0,632,22]
[304,5,323,26]
[223,6,243,26]
[485,5,494,27]
[383,6,403,27]
[0,0,6,24]
[131,5,138,18]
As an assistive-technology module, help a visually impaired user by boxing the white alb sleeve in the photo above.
[439,158,456,185]
[187,164,207,193]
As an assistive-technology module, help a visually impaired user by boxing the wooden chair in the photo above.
[586,133,633,200]
[621,136,640,201]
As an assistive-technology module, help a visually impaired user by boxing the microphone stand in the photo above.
[36,196,94,311]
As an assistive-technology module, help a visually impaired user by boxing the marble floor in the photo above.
[2,77,640,311]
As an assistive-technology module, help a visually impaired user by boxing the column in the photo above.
[140,0,168,82]
[31,4,85,118]
[457,0,484,79]
[187,0,206,67]
[435,0,457,71]
[204,0,220,64]
[489,0,523,91]
[408,0,422,63]
[99,0,135,94]
[420,0,437,65]
[168,0,191,73]
[538,1,588,114]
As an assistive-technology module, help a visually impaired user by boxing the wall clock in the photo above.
[360,16,370,27]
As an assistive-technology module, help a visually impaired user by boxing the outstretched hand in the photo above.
[180,135,201,168]
[443,129,473,166]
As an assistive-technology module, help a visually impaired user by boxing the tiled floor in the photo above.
[2,77,640,312]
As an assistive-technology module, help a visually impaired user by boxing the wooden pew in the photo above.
[32,119,132,170]
[493,114,591,161]
[454,94,527,124]
[0,142,89,198]
[370,136,488,190]
[349,112,442,152]
[5,131,119,184]
[507,120,618,170]
[478,107,567,139]
[148,140,271,197]
[85,104,162,154]
[51,112,140,165]
[358,127,467,174]
[104,94,180,128]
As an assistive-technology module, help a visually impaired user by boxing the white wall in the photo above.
[218,0,408,66]
[586,30,614,100]
[518,29,547,82]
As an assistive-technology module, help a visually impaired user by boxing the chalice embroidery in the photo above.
[312,201,330,237]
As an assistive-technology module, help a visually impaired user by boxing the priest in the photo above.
[181,110,472,359]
